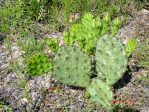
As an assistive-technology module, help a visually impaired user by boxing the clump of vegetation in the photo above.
[17,13,128,110]
[125,38,137,57]
[0,102,13,112]
[26,53,52,76]
[0,0,146,34]
[134,38,149,68]
[0,0,147,111]
[46,38,59,53]
[0,0,24,34]
[63,13,121,55]
[20,37,45,56]
[112,17,121,36]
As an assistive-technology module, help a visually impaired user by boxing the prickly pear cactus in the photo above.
[87,79,113,109]
[53,46,91,87]
[26,53,52,76]
[95,35,127,85]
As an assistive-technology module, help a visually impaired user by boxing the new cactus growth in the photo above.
[95,35,127,85]
[26,53,52,76]
[87,79,113,109]
[53,46,91,87]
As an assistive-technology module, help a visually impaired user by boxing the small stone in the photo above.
[19,98,29,106]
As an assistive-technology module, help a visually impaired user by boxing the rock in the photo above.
[140,106,149,112]
[116,9,149,44]
[26,74,51,91]
[0,86,23,108]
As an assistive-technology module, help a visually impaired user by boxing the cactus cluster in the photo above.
[53,46,91,87]
[87,79,113,109]
[23,13,127,110]
[95,35,127,85]
[86,35,127,109]
[53,34,128,109]
[26,53,52,76]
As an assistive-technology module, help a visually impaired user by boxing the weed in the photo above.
[20,37,45,56]
[125,38,137,57]
[26,53,52,77]
[0,101,13,112]
[134,38,149,68]
[46,38,59,53]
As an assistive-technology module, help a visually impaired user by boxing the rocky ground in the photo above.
[0,9,149,112]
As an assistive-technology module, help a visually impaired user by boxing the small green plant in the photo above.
[125,38,137,57]
[20,37,45,56]
[112,17,121,36]
[0,102,13,112]
[23,0,51,21]
[46,38,59,53]
[100,13,111,35]
[26,53,52,76]
[53,46,91,87]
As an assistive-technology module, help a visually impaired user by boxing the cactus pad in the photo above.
[87,79,113,109]
[95,35,127,85]
[53,46,91,87]
[26,53,52,76]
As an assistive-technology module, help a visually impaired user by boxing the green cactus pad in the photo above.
[87,79,113,109]
[26,53,52,76]
[95,35,127,85]
[53,46,91,87]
